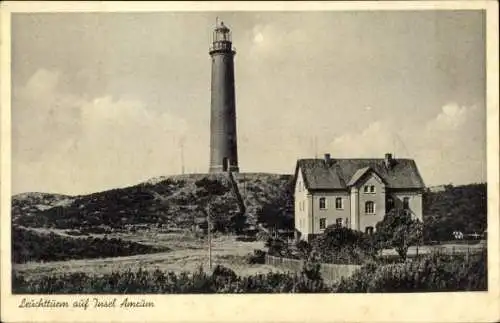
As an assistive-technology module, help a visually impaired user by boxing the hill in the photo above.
[12,192,74,221]
[12,175,486,242]
[12,173,294,234]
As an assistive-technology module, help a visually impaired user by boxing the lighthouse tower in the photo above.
[209,20,239,173]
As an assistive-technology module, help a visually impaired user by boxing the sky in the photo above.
[10,10,487,195]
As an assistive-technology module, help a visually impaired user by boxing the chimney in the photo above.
[324,153,331,165]
[385,153,393,169]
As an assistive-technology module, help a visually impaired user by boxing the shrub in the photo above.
[310,226,378,264]
[11,227,169,264]
[12,249,486,294]
[296,240,312,259]
[235,235,257,242]
[335,248,487,292]
[246,249,266,264]
[66,230,87,236]
[12,265,327,294]
[265,237,295,258]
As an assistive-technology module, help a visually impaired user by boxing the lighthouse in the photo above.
[209,20,239,173]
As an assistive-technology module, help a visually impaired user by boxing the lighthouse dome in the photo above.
[215,21,230,32]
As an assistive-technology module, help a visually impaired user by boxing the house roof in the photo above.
[295,158,425,191]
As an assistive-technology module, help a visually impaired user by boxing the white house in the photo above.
[293,153,425,241]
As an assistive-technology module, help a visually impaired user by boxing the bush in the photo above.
[12,264,327,294]
[12,249,487,294]
[309,226,378,265]
[235,235,257,242]
[246,249,266,264]
[66,230,87,236]
[265,238,295,258]
[11,227,169,264]
[335,248,487,292]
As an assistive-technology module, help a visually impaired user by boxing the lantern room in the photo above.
[210,20,235,54]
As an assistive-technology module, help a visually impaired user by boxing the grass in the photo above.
[12,232,284,280]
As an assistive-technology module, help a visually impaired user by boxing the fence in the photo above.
[265,255,360,283]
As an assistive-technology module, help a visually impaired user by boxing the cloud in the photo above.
[324,103,486,186]
[415,103,485,186]
[330,121,395,158]
[12,69,486,194]
[13,69,84,162]
[253,32,264,44]
[12,69,201,194]
[248,23,312,61]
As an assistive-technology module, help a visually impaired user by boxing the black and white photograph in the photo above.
[1,1,499,322]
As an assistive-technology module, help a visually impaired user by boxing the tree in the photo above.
[257,203,293,235]
[422,183,486,242]
[229,213,247,234]
[375,209,423,261]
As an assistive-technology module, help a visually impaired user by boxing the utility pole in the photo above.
[314,136,318,158]
[180,138,185,175]
[206,203,212,270]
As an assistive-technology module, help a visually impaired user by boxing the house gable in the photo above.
[347,167,387,188]
[294,166,308,194]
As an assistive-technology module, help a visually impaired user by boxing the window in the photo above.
[365,201,375,214]
[319,218,326,229]
[403,197,410,210]
[335,197,343,209]
[364,185,375,193]
[387,196,394,211]
[297,180,301,192]
[365,226,374,235]
[336,218,343,227]
[319,197,327,210]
